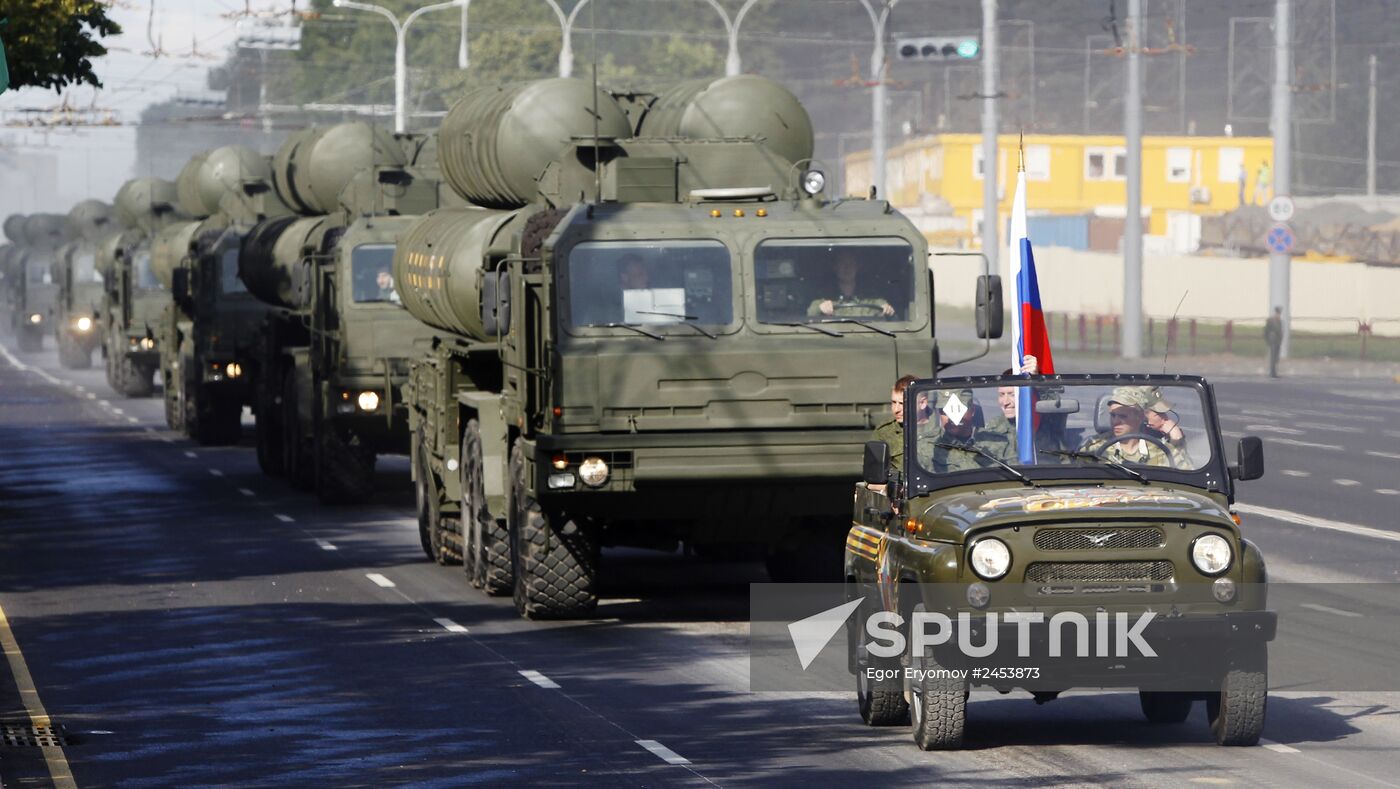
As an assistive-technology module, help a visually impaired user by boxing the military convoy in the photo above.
[53,200,116,368]
[3,213,69,352]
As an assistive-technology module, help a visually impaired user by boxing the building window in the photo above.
[1024,144,1050,181]
[1218,147,1244,183]
[1085,146,1126,181]
[973,145,985,180]
[1166,147,1191,182]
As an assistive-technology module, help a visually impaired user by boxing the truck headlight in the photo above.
[225,362,242,379]
[578,456,609,487]
[801,168,826,196]
[74,316,93,332]
[969,538,1011,580]
[1191,534,1233,576]
[28,312,42,324]
[135,337,155,350]
[356,390,380,411]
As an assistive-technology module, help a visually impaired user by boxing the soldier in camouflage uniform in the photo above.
[808,254,895,318]
[1080,386,1190,468]
[916,388,1015,472]
[872,374,919,481]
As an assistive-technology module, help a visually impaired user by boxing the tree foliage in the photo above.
[0,0,120,90]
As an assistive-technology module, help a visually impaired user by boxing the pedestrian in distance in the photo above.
[1264,306,1283,379]
[1253,160,1272,206]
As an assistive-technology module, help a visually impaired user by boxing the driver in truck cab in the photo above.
[1080,386,1190,467]
[807,254,895,318]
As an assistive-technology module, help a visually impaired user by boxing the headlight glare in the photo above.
[225,362,242,379]
[578,456,609,487]
[1191,534,1233,575]
[969,538,1011,580]
[356,391,380,411]
[74,316,93,332]
[28,313,42,324]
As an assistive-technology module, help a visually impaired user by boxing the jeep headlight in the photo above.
[356,390,380,411]
[969,538,1011,580]
[1191,534,1233,576]
[74,316,93,332]
[577,456,609,487]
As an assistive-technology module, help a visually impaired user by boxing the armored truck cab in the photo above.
[103,177,185,397]
[53,200,115,368]
[10,213,68,352]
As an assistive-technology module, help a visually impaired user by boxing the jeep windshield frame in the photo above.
[901,374,1233,500]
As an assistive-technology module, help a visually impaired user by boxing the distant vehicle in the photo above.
[53,200,116,368]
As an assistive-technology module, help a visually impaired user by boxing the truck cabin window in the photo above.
[351,244,400,304]
[565,240,732,329]
[755,238,915,323]
[75,252,102,284]
[219,248,246,294]
[133,249,162,291]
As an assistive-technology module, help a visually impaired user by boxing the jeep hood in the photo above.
[914,484,1235,540]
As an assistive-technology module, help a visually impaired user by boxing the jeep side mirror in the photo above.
[975,274,1003,339]
[1231,436,1265,481]
[863,440,890,486]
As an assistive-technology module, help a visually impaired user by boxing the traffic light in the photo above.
[895,36,981,62]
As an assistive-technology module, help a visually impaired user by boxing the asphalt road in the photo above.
[1,337,1398,788]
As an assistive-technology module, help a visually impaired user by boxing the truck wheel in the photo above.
[315,427,376,505]
[1208,645,1267,746]
[509,440,598,620]
[854,599,910,726]
[163,368,184,431]
[910,650,967,750]
[281,372,313,490]
[461,419,511,595]
[414,435,442,562]
[189,388,242,446]
[254,378,285,477]
[1140,691,1193,724]
[117,357,155,397]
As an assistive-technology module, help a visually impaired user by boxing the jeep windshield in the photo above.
[905,376,1222,491]
[754,237,916,325]
[561,239,733,334]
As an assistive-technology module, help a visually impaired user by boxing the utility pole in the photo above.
[1367,53,1377,200]
[333,0,465,134]
[1271,0,1292,357]
[981,0,999,277]
[859,0,900,199]
[1122,0,1144,359]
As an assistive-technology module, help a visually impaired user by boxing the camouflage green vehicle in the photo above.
[847,374,1272,750]
[153,145,290,444]
[8,213,68,352]
[240,124,453,503]
[101,178,185,397]
[53,200,116,368]
[396,75,999,619]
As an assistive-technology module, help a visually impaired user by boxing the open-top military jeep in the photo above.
[846,374,1272,750]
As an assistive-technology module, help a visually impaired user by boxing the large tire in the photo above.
[1208,645,1267,746]
[910,649,967,750]
[413,433,435,561]
[187,385,242,446]
[163,367,185,432]
[1140,691,1193,724]
[414,434,455,563]
[315,426,376,505]
[118,357,155,398]
[509,440,598,620]
[461,419,511,595]
[281,372,313,490]
[254,374,285,477]
[854,598,910,726]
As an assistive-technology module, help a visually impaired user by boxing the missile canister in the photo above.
[390,206,520,339]
[66,200,116,244]
[636,75,814,166]
[149,220,203,290]
[22,214,70,254]
[114,177,181,234]
[4,215,29,245]
[177,145,274,218]
[437,78,632,209]
[238,214,330,310]
[271,122,405,215]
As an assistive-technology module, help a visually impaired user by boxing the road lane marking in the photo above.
[1262,740,1301,754]
[238,488,255,497]
[111,407,123,414]
[434,618,468,634]
[313,539,337,551]
[1245,424,1304,435]
[1269,437,1344,451]
[1378,489,1399,496]
[1334,479,1360,487]
[1281,469,1310,477]
[1236,503,1400,545]
[184,451,197,459]
[85,393,96,399]
[208,468,224,477]
[636,739,691,765]
[519,669,560,689]
[366,573,396,588]
[274,513,294,523]
[1366,451,1400,461]
[0,600,78,789]
[1299,603,1363,618]
[126,416,139,424]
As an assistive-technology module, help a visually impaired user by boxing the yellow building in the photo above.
[844,133,1275,244]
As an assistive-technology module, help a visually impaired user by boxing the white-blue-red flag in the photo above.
[1006,161,1056,464]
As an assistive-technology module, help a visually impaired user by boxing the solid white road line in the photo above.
[1299,603,1363,618]
[85,393,96,400]
[238,488,255,497]
[313,539,337,551]
[111,407,123,415]
[636,739,691,765]
[434,618,468,634]
[1245,424,1304,435]
[366,573,395,588]
[1236,503,1400,545]
[126,416,139,424]
[1366,450,1400,461]
[274,513,294,523]
[1262,740,1301,754]
[1334,479,1360,487]
[1269,437,1344,451]
[1377,489,1400,496]
[518,670,560,689]
[1281,470,1310,477]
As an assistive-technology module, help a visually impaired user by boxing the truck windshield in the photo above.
[909,380,1214,477]
[133,249,162,291]
[564,240,732,328]
[219,249,246,294]
[754,238,915,324]
[351,244,399,304]
[75,251,102,284]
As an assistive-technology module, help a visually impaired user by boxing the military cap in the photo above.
[934,388,978,423]
[1146,388,1174,413]
[1107,386,1153,410]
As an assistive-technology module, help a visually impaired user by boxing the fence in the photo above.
[1045,312,1400,362]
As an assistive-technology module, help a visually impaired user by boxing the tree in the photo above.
[0,0,120,91]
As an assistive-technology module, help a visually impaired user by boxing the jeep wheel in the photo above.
[1208,645,1267,746]
[462,419,511,594]
[509,440,597,619]
[315,427,376,505]
[910,651,967,750]
[1140,691,1193,724]
[855,640,909,726]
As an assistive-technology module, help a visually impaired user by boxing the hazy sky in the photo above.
[1,0,258,216]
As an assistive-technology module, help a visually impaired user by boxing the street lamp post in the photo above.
[333,0,466,133]
[857,0,901,199]
[702,0,762,77]
[540,0,594,78]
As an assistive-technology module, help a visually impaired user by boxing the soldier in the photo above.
[872,374,919,486]
[808,254,895,318]
[618,254,649,291]
[916,388,1014,472]
[375,267,401,304]
[1264,306,1283,378]
[1080,387,1188,468]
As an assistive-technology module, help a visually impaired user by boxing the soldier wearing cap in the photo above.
[1080,386,1188,467]
[808,254,896,318]
[916,388,1014,472]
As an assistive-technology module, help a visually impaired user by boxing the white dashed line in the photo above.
[1366,450,1400,461]
[85,393,96,399]
[208,468,224,477]
[1236,503,1400,545]
[1244,424,1304,435]
[1262,740,1301,754]
[365,573,396,588]
[238,488,255,497]
[143,427,155,433]
[636,739,691,765]
[313,539,338,551]
[1269,437,1344,451]
[111,407,124,415]
[433,618,468,634]
[1299,603,1363,618]
[518,670,560,689]
[126,416,139,424]
[184,451,197,459]
[274,513,294,523]
[1377,489,1400,496]
[1280,469,1310,477]
[1334,479,1360,487]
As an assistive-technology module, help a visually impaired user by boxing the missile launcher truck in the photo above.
[6,213,71,353]
[238,123,458,502]
[394,75,999,619]
[153,145,290,443]
[53,200,116,368]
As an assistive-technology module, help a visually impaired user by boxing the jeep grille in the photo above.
[1024,560,1175,583]
[1033,526,1164,551]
